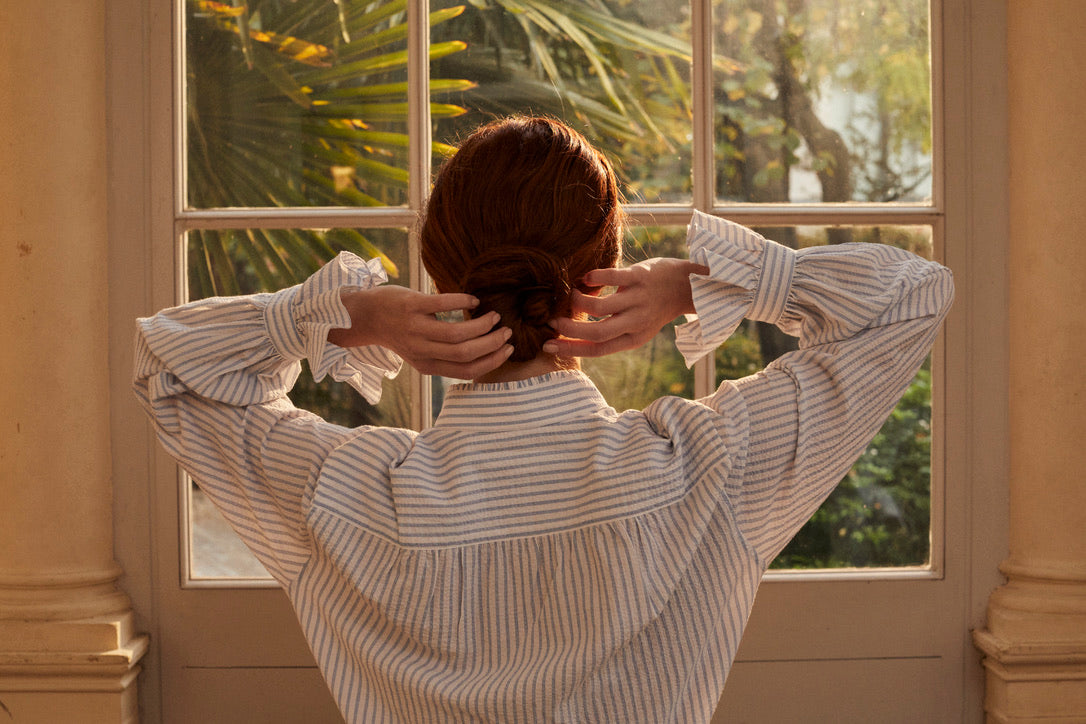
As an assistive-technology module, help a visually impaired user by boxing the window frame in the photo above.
[173,0,949,588]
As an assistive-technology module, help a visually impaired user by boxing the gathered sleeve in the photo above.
[133,252,402,585]
[675,211,955,565]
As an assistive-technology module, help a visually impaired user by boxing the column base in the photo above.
[973,561,1086,722]
[0,613,149,724]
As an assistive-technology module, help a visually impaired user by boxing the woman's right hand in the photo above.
[329,286,514,379]
[543,258,708,358]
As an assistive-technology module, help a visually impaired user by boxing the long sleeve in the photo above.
[675,211,954,565]
[133,252,402,585]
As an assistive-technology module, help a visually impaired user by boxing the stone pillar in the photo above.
[0,1,148,721]
[973,2,1086,721]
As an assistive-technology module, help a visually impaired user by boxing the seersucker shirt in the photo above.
[134,212,954,723]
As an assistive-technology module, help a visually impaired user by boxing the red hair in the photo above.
[420,117,623,362]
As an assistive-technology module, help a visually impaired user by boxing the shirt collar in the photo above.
[434,370,615,431]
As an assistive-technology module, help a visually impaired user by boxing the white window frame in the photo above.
[174,0,949,588]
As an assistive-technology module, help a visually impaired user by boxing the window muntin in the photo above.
[180,0,941,582]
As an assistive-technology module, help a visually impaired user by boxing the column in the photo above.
[0,1,148,722]
[973,2,1086,720]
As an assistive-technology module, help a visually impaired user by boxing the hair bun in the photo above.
[460,246,571,361]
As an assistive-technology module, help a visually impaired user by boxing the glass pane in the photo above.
[714,0,932,204]
[191,482,268,579]
[184,0,410,209]
[430,0,694,203]
[186,226,408,297]
[185,227,411,580]
[714,225,934,569]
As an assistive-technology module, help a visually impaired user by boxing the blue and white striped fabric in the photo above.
[134,211,953,723]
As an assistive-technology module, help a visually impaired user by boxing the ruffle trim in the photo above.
[266,252,402,405]
[674,211,795,367]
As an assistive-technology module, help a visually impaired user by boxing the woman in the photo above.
[135,117,953,722]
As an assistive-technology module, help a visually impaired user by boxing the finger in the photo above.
[416,292,480,315]
[423,343,514,380]
[459,343,515,379]
[569,289,629,318]
[428,325,512,364]
[581,267,638,289]
[418,311,501,344]
[543,334,635,359]
[550,315,628,343]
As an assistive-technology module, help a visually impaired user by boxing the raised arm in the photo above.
[691,213,953,563]
[548,211,954,565]
[133,252,511,584]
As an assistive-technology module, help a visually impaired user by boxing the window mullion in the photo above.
[691,0,714,214]
[408,0,433,224]
[930,0,946,213]
[408,0,432,430]
[690,0,714,399]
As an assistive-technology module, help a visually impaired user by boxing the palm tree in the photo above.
[186,0,471,296]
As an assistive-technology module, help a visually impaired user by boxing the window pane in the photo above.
[716,225,934,569]
[714,0,932,204]
[186,226,407,297]
[184,1,410,209]
[191,483,268,579]
[184,226,412,581]
[430,0,693,203]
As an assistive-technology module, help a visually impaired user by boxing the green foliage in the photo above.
[288,360,414,429]
[430,0,700,202]
[187,227,398,298]
[185,0,470,298]
[715,323,764,380]
[187,0,935,296]
[583,326,692,409]
[191,225,413,429]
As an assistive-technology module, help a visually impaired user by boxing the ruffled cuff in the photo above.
[264,252,402,405]
[674,211,796,367]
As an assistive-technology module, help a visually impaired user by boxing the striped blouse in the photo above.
[134,212,954,723]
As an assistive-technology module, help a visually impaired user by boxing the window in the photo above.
[180,0,940,582]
